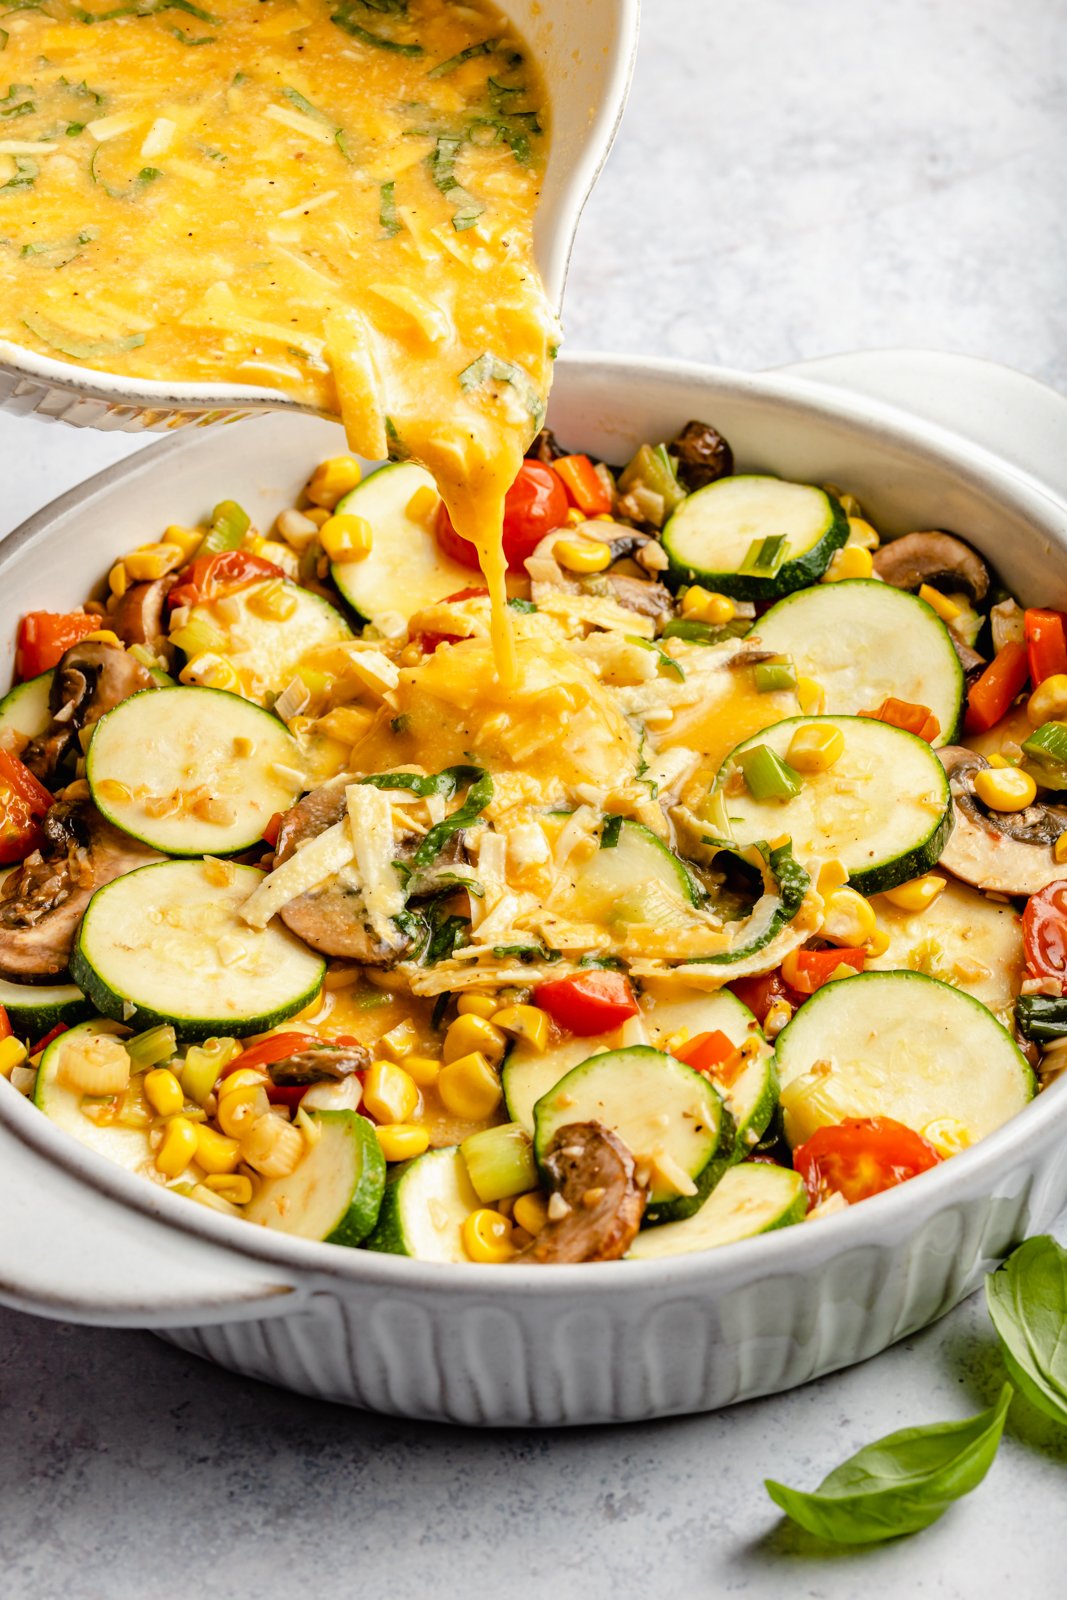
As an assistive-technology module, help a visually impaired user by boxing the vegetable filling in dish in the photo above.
[1,419,1059,1263]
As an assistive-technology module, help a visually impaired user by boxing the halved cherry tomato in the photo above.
[418,588,490,654]
[965,641,1029,735]
[16,611,99,680]
[31,1021,68,1055]
[727,969,802,1026]
[168,551,285,611]
[0,750,54,865]
[673,1030,736,1073]
[863,696,940,745]
[533,970,639,1036]
[1024,608,1067,686]
[0,1006,11,1043]
[435,460,569,572]
[780,946,866,995]
[266,1083,310,1110]
[553,454,612,516]
[224,1032,324,1074]
[793,1117,941,1207]
[1023,880,1067,989]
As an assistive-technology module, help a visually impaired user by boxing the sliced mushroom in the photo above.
[599,573,674,622]
[873,532,990,603]
[513,1122,646,1264]
[269,1043,371,1085]
[937,746,1067,895]
[668,420,734,492]
[273,783,414,966]
[951,634,987,678]
[111,575,177,651]
[21,642,156,787]
[0,796,161,982]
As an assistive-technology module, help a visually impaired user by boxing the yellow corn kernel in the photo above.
[204,1173,254,1205]
[306,455,362,509]
[973,765,1038,813]
[363,1059,419,1123]
[443,1013,508,1067]
[1055,832,1067,864]
[320,513,373,563]
[864,927,891,958]
[763,998,793,1038]
[918,583,962,623]
[921,1117,972,1158]
[437,1052,503,1121]
[376,1123,431,1162]
[179,653,243,694]
[1027,673,1067,726]
[378,1018,420,1062]
[303,506,330,528]
[143,1067,184,1117]
[93,777,134,807]
[512,1191,549,1237]
[0,1036,28,1079]
[194,1124,241,1175]
[456,993,498,1020]
[462,1208,516,1264]
[216,1083,269,1138]
[491,1004,550,1053]
[245,579,299,621]
[845,515,880,550]
[823,544,873,582]
[554,537,612,574]
[786,723,845,774]
[155,1116,199,1179]
[820,886,877,947]
[124,543,184,581]
[565,506,586,525]
[406,484,440,524]
[816,858,849,898]
[240,1112,304,1177]
[795,675,826,716]
[986,753,1010,768]
[108,561,128,599]
[883,874,947,913]
[681,586,736,625]
[82,629,123,649]
[163,524,205,559]
[402,1054,442,1088]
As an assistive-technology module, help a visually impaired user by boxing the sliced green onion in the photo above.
[739,535,790,579]
[461,1122,537,1202]
[282,85,326,121]
[194,499,249,558]
[170,614,227,656]
[618,442,687,518]
[378,178,400,237]
[737,744,801,802]
[625,633,686,680]
[661,616,749,646]
[1015,994,1067,1043]
[126,1023,177,1069]
[1022,721,1067,781]
[753,654,797,693]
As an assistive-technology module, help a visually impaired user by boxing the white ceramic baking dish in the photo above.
[2,351,1067,1427]
[0,0,640,434]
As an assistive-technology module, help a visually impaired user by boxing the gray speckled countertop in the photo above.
[2,2,1067,1595]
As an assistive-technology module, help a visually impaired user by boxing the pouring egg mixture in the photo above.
[2,416,1061,1264]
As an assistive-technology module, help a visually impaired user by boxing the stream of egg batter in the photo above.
[0,0,556,681]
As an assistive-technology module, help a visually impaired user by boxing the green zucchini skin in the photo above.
[662,476,848,601]
[244,1111,385,1246]
[627,1163,807,1260]
[683,839,811,968]
[365,1145,481,1260]
[0,976,90,1041]
[0,670,53,744]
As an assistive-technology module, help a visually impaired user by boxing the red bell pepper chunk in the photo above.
[0,1006,11,1043]
[727,968,801,1026]
[0,750,54,865]
[964,641,1030,734]
[169,551,286,611]
[864,696,940,745]
[30,1021,69,1055]
[533,970,639,1036]
[262,812,284,848]
[781,946,866,996]
[266,1083,310,1110]
[1024,608,1067,687]
[224,1031,324,1074]
[553,455,613,517]
[16,611,100,680]
[673,1030,736,1073]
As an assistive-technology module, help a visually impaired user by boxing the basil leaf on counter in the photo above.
[986,1235,1067,1427]
[765,1385,1011,1544]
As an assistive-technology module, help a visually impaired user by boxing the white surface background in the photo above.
[2,1,1066,1595]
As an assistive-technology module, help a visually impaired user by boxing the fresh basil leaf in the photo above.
[765,1385,1011,1544]
[987,1235,1067,1426]
[357,766,492,869]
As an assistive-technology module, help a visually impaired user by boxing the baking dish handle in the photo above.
[0,1108,300,1328]
[777,348,1067,506]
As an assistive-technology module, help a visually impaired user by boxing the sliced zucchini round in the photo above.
[35,1018,153,1172]
[751,580,964,746]
[627,1163,807,1260]
[331,462,473,626]
[0,670,52,745]
[86,685,304,856]
[662,476,848,600]
[565,817,702,928]
[719,715,952,895]
[775,970,1035,1150]
[0,974,89,1040]
[869,873,1025,1031]
[533,1045,732,1226]
[181,580,352,703]
[245,1110,385,1246]
[70,859,325,1041]
[365,1144,481,1261]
